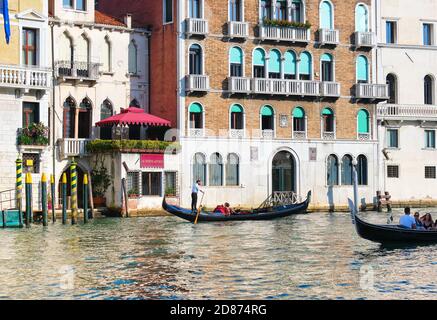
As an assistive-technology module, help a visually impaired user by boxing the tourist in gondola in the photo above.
[420,213,434,230]
[191,179,204,212]
[399,207,416,229]
[414,212,425,230]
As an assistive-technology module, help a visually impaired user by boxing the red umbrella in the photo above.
[95,107,171,127]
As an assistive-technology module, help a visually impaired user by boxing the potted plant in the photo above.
[91,164,112,207]
[128,188,140,198]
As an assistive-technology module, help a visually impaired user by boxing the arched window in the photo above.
[322,107,334,133]
[189,44,202,75]
[253,48,266,78]
[230,104,244,130]
[260,0,272,20]
[130,99,140,108]
[320,1,333,29]
[291,0,303,23]
[102,37,111,73]
[357,155,368,186]
[189,102,203,129]
[78,98,92,139]
[357,109,370,135]
[100,99,113,140]
[321,53,334,82]
[356,55,368,83]
[76,34,90,77]
[341,155,353,185]
[63,96,76,138]
[299,51,312,80]
[209,153,224,186]
[229,0,242,21]
[193,153,206,185]
[355,4,369,32]
[226,153,240,186]
[261,105,274,131]
[189,0,202,19]
[284,51,297,80]
[128,40,138,74]
[230,46,243,77]
[275,0,287,20]
[59,33,73,76]
[327,154,339,186]
[269,49,281,79]
[424,75,434,105]
[292,106,305,132]
[386,74,397,104]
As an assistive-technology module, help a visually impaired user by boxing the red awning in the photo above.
[95,107,171,127]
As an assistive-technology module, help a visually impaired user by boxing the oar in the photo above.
[194,192,205,225]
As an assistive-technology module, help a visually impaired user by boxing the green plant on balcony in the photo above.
[262,18,311,29]
[17,122,49,146]
[165,187,176,197]
[86,139,181,154]
[128,188,140,198]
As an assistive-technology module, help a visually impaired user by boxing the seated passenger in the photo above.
[213,204,227,215]
[414,212,425,230]
[421,213,434,230]
[399,207,416,229]
[224,203,235,216]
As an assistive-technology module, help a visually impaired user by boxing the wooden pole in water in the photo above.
[62,173,67,225]
[41,173,48,227]
[83,174,88,224]
[25,173,33,228]
[50,174,56,223]
[70,160,78,225]
[87,172,94,219]
[16,158,23,226]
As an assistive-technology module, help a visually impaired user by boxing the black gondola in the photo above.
[162,191,311,223]
[354,214,437,244]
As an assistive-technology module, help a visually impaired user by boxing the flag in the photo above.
[1,0,11,44]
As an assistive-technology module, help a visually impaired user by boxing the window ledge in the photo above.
[422,148,436,151]
[101,71,114,76]
[127,73,140,78]
[386,147,400,150]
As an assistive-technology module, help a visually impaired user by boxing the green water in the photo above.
[0,211,436,300]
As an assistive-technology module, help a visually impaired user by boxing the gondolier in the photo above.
[191,180,204,212]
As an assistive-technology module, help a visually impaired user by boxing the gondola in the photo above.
[162,191,311,223]
[353,214,437,244]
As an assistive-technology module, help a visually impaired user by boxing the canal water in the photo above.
[0,211,436,300]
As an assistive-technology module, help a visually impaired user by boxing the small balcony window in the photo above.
[76,0,86,11]
[423,23,434,46]
[22,102,40,128]
[386,21,397,44]
[387,128,399,148]
[22,28,37,66]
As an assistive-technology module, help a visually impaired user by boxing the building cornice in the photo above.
[378,43,437,51]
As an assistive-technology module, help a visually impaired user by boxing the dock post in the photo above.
[16,158,23,226]
[51,174,56,223]
[83,174,88,224]
[62,173,67,225]
[41,173,48,227]
[70,160,78,225]
[25,173,32,228]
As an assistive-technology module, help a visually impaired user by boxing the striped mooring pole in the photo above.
[41,173,48,227]
[83,174,88,224]
[16,158,23,225]
[25,173,33,228]
[70,161,78,225]
[51,174,56,223]
[62,173,67,225]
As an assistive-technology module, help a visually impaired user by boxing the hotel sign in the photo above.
[140,154,164,169]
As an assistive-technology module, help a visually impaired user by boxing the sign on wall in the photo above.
[140,154,164,169]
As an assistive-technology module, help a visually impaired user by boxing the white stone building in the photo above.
[375,0,437,202]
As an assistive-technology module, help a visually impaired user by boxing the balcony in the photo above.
[185,18,208,37]
[227,21,249,39]
[358,133,371,141]
[59,138,91,159]
[354,31,376,48]
[185,74,210,93]
[258,25,310,43]
[55,61,101,82]
[262,129,275,139]
[355,83,389,100]
[323,131,335,140]
[377,104,437,121]
[228,77,251,94]
[188,128,205,138]
[252,78,320,96]
[320,82,340,97]
[0,64,51,91]
[318,29,339,45]
[293,131,307,140]
[229,129,245,139]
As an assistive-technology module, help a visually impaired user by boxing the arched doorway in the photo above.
[58,165,85,209]
[272,151,295,193]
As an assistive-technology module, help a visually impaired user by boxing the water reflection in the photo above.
[0,211,436,300]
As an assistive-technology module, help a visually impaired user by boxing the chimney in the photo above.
[124,14,132,28]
